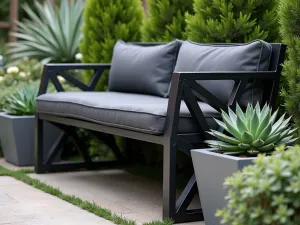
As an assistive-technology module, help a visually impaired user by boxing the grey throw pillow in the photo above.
[108,40,180,97]
[174,40,272,105]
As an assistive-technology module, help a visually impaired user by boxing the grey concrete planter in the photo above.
[0,112,62,166]
[191,148,255,225]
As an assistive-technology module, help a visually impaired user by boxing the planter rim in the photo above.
[0,112,35,119]
[191,148,257,161]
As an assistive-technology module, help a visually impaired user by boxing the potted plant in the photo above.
[191,103,297,225]
[216,145,300,224]
[0,86,62,166]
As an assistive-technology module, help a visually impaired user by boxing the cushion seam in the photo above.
[38,110,164,134]
[37,99,219,118]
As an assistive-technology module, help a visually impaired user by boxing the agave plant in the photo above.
[4,86,38,116]
[7,0,84,63]
[205,103,298,156]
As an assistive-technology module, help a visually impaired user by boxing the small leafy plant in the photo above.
[4,86,38,116]
[217,145,300,225]
[205,103,297,156]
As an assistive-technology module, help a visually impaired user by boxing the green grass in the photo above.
[0,165,174,225]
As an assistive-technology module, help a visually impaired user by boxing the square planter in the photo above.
[0,112,62,166]
[191,148,255,225]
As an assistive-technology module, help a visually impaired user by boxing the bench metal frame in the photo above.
[35,43,286,223]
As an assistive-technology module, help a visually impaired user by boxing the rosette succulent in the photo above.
[4,86,38,116]
[205,103,297,155]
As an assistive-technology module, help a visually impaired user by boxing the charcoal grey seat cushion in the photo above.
[36,92,220,135]
[174,40,273,105]
[108,40,181,97]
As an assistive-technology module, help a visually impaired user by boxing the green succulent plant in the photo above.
[217,145,300,224]
[7,0,84,63]
[205,103,297,156]
[4,86,38,116]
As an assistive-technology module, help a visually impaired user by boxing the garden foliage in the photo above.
[7,0,84,63]
[79,0,144,91]
[280,0,300,133]
[0,0,36,41]
[4,86,38,116]
[217,145,300,224]
[141,0,193,41]
[206,104,297,156]
[185,0,279,43]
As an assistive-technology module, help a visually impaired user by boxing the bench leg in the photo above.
[163,141,177,219]
[35,117,46,173]
[35,117,128,173]
[163,140,204,223]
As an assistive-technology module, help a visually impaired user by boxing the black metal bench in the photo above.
[35,40,286,223]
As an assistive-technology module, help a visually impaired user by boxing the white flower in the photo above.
[19,72,27,78]
[0,55,3,61]
[6,66,19,75]
[57,76,66,83]
[75,53,83,61]
[0,76,4,83]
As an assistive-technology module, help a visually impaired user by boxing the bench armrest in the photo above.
[164,71,281,139]
[38,63,111,96]
[172,70,280,111]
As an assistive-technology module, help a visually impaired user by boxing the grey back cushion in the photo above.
[174,40,272,104]
[109,40,180,97]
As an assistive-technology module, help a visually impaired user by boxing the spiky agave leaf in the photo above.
[4,86,38,116]
[205,103,298,156]
[7,0,84,63]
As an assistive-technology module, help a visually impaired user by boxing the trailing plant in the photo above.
[141,0,193,41]
[79,0,144,91]
[4,86,38,116]
[205,103,297,156]
[185,0,279,43]
[217,145,300,224]
[280,0,300,136]
[7,0,84,63]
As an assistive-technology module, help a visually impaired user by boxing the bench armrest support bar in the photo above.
[38,63,111,96]
[165,70,281,139]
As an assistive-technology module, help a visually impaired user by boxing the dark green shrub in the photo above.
[141,0,193,41]
[217,145,300,224]
[185,0,279,43]
[280,0,300,132]
[79,0,144,91]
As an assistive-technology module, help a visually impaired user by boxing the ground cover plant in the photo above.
[217,145,300,225]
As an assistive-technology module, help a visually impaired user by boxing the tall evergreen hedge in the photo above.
[141,0,193,42]
[79,0,144,90]
[279,0,300,129]
[185,0,279,43]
